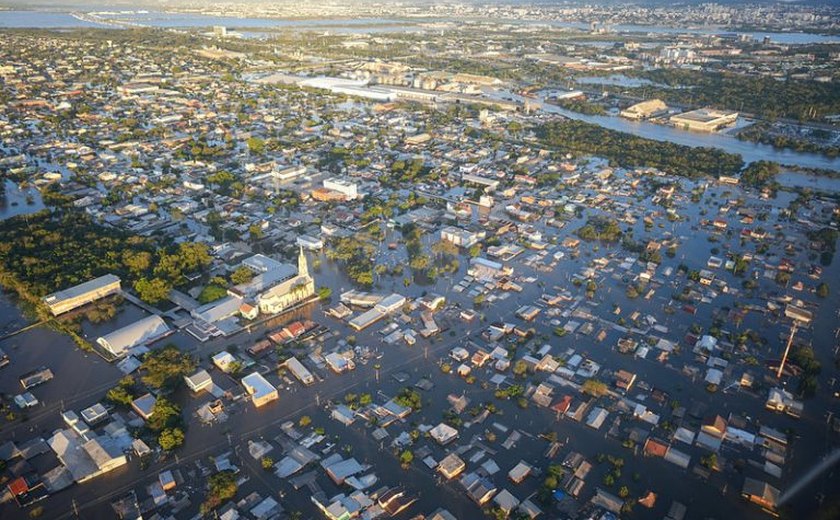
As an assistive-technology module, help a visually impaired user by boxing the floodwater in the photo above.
[0,10,110,28]
[777,171,840,193]
[576,74,672,89]
[3,170,838,519]
[0,179,46,221]
[0,10,420,34]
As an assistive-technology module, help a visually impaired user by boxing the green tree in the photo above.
[399,450,414,468]
[394,388,422,410]
[198,284,227,304]
[105,376,136,407]
[159,427,185,451]
[147,397,181,432]
[249,224,264,240]
[513,359,529,378]
[175,242,212,273]
[317,286,333,300]
[202,471,238,513]
[247,137,265,155]
[134,277,171,304]
[582,379,608,397]
[141,345,196,390]
[230,266,254,285]
[122,250,152,276]
[741,160,780,189]
[817,283,829,298]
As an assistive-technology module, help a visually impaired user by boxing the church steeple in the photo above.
[297,246,309,278]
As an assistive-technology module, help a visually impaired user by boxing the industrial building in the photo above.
[43,274,121,316]
[348,293,407,331]
[96,315,171,359]
[669,108,738,132]
[620,99,669,120]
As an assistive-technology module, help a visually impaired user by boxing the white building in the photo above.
[242,372,279,407]
[96,315,170,358]
[256,248,315,315]
[43,274,121,316]
[441,226,484,248]
[323,177,361,200]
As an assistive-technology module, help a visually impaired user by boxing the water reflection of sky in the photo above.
[0,180,46,221]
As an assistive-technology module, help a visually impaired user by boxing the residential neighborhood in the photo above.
[0,2,839,520]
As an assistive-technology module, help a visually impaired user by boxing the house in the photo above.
[240,302,259,320]
[80,403,108,426]
[508,461,532,484]
[615,370,636,391]
[48,429,128,483]
[131,393,157,421]
[493,489,520,515]
[212,351,237,372]
[586,407,609,429]
[241,372,279,407]
[742,478,779,510]
[643,438,669,458]
[184,369,213,393]
[532,383,554,408]
[331,404,356,426]
[437,453,466,479]
[450,347,469,362]
[701,415,727,439]
[591,488,623,514]
[159,470,176,492]
[551,395,572,415]
[429,423,459,445]
[285,357,315,385]
[460,472,497,505]
[428,509,457,520]
[471,349,490,367]
[325,352,355,373]
[324,457,365,485]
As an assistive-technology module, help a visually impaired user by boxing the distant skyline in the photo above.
[0,0,826,8]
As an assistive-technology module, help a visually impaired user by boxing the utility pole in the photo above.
[777,321,798,379]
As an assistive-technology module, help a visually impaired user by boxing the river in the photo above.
[487,88,840,171]
[2,9,839,45]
